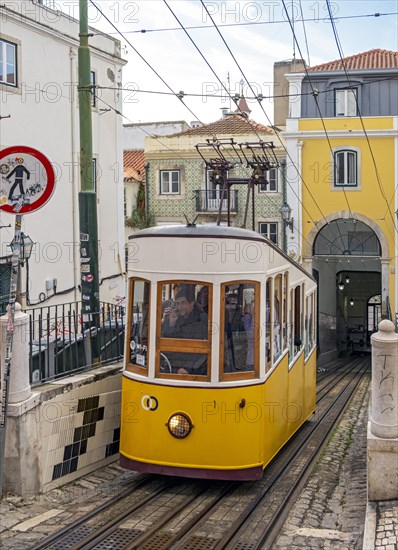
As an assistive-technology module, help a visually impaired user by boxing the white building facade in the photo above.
[0,0,126,309]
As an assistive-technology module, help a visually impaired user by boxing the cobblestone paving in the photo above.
[272,373,371,550]
[375,501,398,550]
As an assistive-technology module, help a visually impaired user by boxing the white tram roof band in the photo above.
[129,224,316,283]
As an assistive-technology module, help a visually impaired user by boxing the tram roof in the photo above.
[129,224,269,241]
[129,224,316,283]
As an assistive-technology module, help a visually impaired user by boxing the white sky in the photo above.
[57,0,398,126]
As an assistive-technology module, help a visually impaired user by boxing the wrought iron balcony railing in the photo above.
[194,189,238,213]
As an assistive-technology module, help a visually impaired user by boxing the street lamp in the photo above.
[9,233,34,306]
[10,233,34,266]
[280,202,294,232]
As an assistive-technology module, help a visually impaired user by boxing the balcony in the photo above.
[194,190,238,213]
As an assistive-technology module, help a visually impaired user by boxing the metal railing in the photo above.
[194,189,238,213]
[28,301,125,385]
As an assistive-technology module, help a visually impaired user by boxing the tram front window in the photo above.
[158,282,210,378]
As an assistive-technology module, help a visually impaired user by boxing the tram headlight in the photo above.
[167,413,193,439]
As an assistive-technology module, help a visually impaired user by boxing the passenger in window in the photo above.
[241,301,255,369]
[196,286,209,314]
[162,286,208,340]
[225,293,242,332]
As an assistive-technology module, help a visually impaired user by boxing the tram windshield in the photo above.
[157,282,210,378]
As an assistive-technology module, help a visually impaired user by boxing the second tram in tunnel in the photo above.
[120,224,317,480]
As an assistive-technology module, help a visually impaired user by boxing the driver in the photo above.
[162,286,208,340]
[161,286,208,374]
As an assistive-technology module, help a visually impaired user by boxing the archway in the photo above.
[304,213,387,364]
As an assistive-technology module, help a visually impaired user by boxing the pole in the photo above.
[0,214,22,497]
[78,0,100,362]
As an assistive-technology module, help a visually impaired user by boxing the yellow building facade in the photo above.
[283,50,397,364]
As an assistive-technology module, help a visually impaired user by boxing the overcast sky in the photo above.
[58,0,398,125]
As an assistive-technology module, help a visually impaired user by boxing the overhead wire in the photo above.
[101,11,398,35]
[162,0,270,144]
[96,75,398,101]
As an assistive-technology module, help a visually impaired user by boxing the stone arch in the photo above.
[304,210,389,260]
[303,210,390,317]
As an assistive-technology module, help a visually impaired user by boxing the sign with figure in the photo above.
[0,146,55,214]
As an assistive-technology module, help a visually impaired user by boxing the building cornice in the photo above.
[283,129,398,140]
[0,5,127,65]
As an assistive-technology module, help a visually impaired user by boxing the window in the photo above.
[273,275,282,363]
[221,282,259,379]
[160,170,180,194]
[0,39,17,87]
[157,281,211,379]
[258,222,278,245]
[334,150,357,187]
[258,167,278,192]
[90,70,96,107]
[126,279,150,374]
[335,88,357,117]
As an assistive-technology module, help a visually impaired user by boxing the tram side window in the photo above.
[294,285,303,353]
[283,273,288,351]
[223,282,258,376]
[127,279,150,372]
[158,282,210,377]
[273,275,282,362]
[265,279,272,371]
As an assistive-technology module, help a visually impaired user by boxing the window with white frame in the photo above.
[335,88,357,117]
[258,167,278,192]
[0,39,17,87]
[334,150,358,187]
[258,222,278,244]
[160,170,180,194]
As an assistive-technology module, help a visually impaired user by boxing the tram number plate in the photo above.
[136,354,145,366]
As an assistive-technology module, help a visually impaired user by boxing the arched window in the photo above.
[334,150,357,187]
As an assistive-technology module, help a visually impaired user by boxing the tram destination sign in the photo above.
[0,145,56,214]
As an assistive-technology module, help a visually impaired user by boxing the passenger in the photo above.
[162,286,208,340]
[241,301,255,369]
[196,286,209,314]
[226,293,242,332]
[162,286,208,374]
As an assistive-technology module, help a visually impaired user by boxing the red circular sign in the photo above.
[0,145,56,214]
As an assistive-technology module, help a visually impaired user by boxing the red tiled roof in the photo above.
[175,114,273,137]
[307,49,398,72]
[123,150,144,181]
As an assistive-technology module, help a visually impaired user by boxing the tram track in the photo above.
[30,356,370,550]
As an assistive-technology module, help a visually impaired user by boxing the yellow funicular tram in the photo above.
[120,224,317,480]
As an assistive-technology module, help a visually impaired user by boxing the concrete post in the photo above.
[0,303,31,403]
[371,319,398,439]
[367,319,398,501]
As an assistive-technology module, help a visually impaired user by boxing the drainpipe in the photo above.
[144,162,150,216]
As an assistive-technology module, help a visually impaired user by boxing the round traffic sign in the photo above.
[0,146,56,214]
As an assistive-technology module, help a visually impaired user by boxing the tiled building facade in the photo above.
[144,111,287,246]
